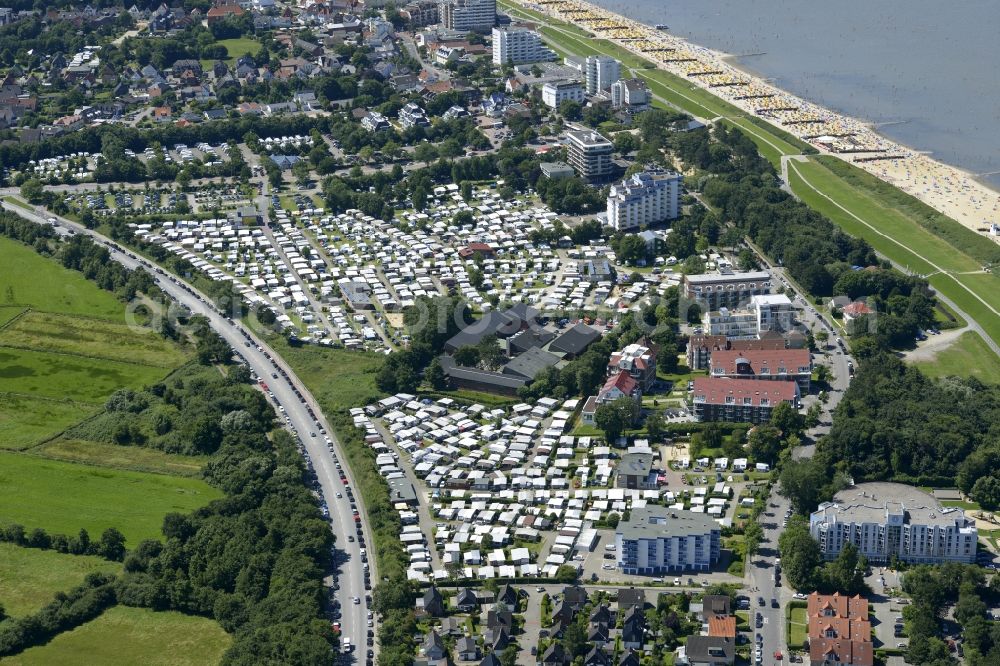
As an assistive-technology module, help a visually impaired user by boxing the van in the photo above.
[342,638,352,652]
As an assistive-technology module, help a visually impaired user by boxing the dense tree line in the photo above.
[115,427,336,664]
[375,296,468,393]
[0,523,126,561]
[683,125,879,298]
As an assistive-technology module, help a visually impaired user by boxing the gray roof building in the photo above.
[502,346,560,380]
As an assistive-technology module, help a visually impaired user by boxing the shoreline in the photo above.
[510,0,1000,241]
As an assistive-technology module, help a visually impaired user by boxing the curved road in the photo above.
[1,200,376,662]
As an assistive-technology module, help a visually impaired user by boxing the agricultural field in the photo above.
[0,346,169,403]
[0,311,188,369]
[0,452,222,546]
[0,393,94,451]
[0,237,125,319]
[0,606,231,666]
[0,542,120,618]
[0,236,189,449]
[30,438,207,477]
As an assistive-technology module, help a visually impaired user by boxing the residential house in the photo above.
[608,342,657,391]
[494,584,519,611]
[457,636,480,661]
[422,630,448,662]
[455,588,478,612]
[584,646,611,666]
[617,588,646,612]
[206,3,244,24]
[541,643,569,666]
[691,377,799,424]
[597,371,640,405]
[563,585,589,612]
[678,636,735,666]
[708,348,812,393]
[417,585,444,617]
[621,606,645,650]
[807,593,873,666]
[616,451,656,490]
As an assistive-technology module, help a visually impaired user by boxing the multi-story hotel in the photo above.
[810,483,978,565]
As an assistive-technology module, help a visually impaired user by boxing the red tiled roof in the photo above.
[707,616,736,638]
[692,377,797,406]
[207,4,244,17]
[602,371,637,396]
[843,301,873,316]
[710,348,811,376]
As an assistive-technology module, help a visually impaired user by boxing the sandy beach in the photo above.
[515,0,1000,242]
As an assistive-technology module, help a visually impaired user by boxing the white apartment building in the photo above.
[610,78,651,112]
[703,294,794,339]
[565,130,615,182]
[491,26,555,65]
[585,55,620,94]
[541,80,585,108]
[440,0,495,33]
[616,506,721,574]
[752,294,794,334]
[606,169,682,230]
[810,483,978,565]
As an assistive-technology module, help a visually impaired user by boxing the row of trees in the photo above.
[0,523,126,561]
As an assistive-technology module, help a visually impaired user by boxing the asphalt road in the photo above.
[1,200,376,662]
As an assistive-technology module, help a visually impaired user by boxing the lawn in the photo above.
[913,331,1000,381]
[0,346,170,403]
[2,196,34,212]
[0,452,222,546]
[0,542,120,617]
[0,311,188,369]
[0,237,126,320]
[0,606,231,666]
[0,394,95,450]
[814,155,1000,267]
[267,336,384,410]
[787,605,808,650]
[31,438,208,477]
[199,37,260,68]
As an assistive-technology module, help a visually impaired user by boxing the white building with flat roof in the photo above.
[810,483,978,565]
[492,26,556,65]
[441,0,495,33]
[610,78,651,112]
[585,55,620,94]
[703,294,794,339]
[541,80,585,108]
[566,130,614,182]
[606,169,682,231]
[616,506,721,574]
